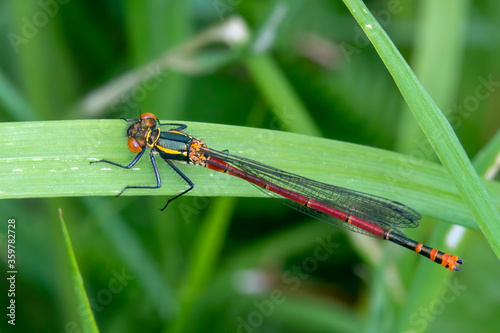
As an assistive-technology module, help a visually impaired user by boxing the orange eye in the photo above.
[127,137,142,153]
[139,112,156,120]
[140,112,157,128]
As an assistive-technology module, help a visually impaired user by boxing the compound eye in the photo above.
[127,137,142,153]
[140,112,157,128]
[139,112,156,120]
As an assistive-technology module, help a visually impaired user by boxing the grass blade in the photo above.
[343,0,500,258]
[58,208,99,333]
[1,119,498,231]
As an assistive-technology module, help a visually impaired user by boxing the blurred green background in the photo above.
[1,0,500,332]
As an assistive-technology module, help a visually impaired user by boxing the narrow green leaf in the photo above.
[58,209,99,333]
[343,0,500,258]
[167,197,236,333]
[245,54,322,136]
[1,119,499,231]
[80,197,178,319]
[0,70,37,121]
[392,2,472,332]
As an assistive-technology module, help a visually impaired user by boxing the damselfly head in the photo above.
[125,113,159,152]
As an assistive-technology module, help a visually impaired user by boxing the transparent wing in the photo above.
[204,148,421,238]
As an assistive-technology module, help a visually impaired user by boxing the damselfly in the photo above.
[91,113,463,271]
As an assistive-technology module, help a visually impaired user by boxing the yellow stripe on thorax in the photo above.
[168,130,189,136]
[155,145,187,156]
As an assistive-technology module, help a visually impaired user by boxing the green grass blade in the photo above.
[397,130,500,332]
[0,70,37,121]
[1,119,499,230]
[125,0,192,118]
[167,197,236,333]
[396,0,469,153]
[343,0,500,258]
[245,54,322,136]
[393,2,471,332]
[81,197,178,319]
[58,208,99,333]
[474,129,500,179]
[9,2,78,119]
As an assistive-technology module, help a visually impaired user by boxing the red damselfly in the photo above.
[92,113,463,271]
